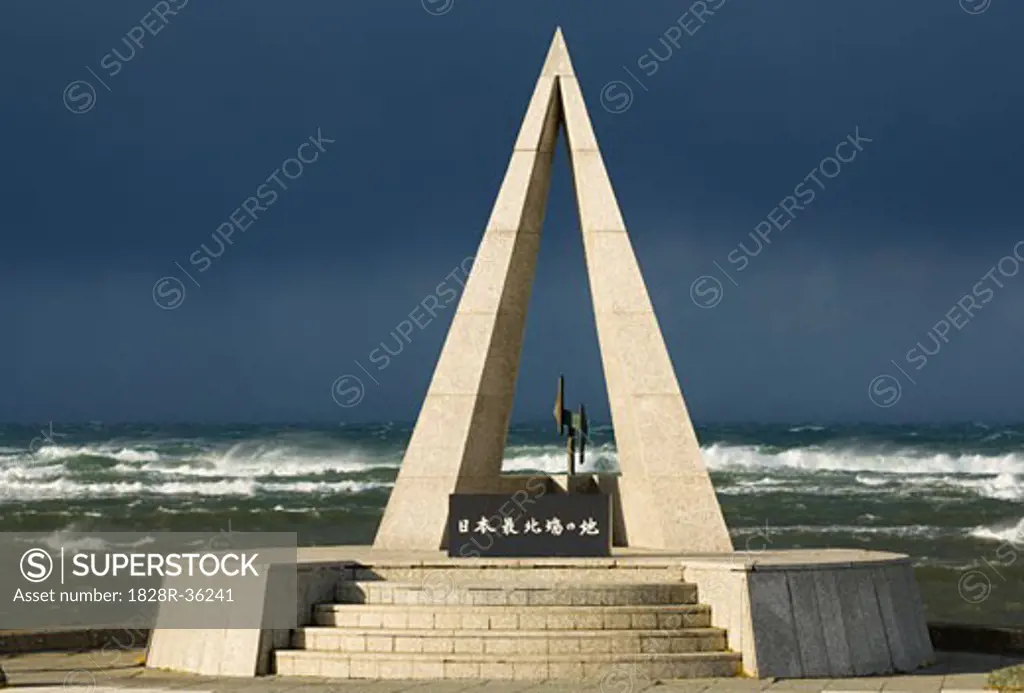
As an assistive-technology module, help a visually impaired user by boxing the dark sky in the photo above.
[1,0,1022,424]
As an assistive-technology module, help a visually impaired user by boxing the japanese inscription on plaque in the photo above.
[447,493,611,557]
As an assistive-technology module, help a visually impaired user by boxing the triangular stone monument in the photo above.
[374,28,732,553]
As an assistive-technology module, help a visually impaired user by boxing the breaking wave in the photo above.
[969,517,1024,544]
[701,443,1024,476]
[1,429,1021,503]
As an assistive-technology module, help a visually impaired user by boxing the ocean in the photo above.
[1,421,1021,626]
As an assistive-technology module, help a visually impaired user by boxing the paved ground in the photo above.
[1,649,1021,692]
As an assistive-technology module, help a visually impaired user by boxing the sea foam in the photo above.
[968,517,1024,544]
[2,435,1022,503]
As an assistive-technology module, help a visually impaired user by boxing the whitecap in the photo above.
[968,518,1024,544]
[702,443,1024,476]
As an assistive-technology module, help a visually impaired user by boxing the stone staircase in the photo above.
[273,567,741,681]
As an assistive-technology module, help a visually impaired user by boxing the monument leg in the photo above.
[373,68,561,551]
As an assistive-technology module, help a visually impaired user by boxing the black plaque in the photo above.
[447,493,611,558]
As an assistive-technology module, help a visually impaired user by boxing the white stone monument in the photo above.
[374,28,731,554]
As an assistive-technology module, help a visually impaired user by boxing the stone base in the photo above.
[684,550,935,677]
[144,547,934,680]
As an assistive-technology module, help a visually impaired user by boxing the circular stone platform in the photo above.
[145,547,934,681]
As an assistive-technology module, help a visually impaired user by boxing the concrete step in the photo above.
[294,626,727,655]
[313,603,712,630]
[274,649,743,680]
[352,562,685,584]
[336,581,698,606]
